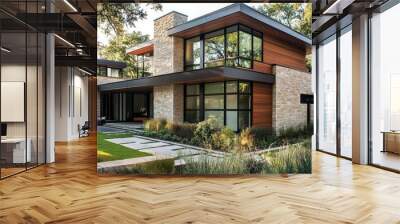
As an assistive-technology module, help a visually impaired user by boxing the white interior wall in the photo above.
[54,66,89,141]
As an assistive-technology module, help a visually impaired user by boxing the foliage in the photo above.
[179,154,264,175]
[99,32,149,78]
[103,159,175,175]
[256,3,311,37]
[237,128,256,152]
[250,124,313,149]
[263,142,312,174]
[165,122,197,139]
[194,117,221,148]
[210,127,236,151]
[144,118,168,132]
[97,132,151,162]
[97,3,162,36]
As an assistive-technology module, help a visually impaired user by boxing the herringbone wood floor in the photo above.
[1,135,400,224]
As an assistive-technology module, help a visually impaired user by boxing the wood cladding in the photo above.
[252,82,273,128]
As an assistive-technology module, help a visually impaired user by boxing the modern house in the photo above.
[0,0,97,179]
[98,3,313,132]
[312,0,400,172]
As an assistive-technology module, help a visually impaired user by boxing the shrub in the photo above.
[263,143,312,174]
[237,128,255,152]
[144,119,167,132]
[249,127,273,141]
[210,127,236,151]
[166,122,196,139]
[194,117,221,147]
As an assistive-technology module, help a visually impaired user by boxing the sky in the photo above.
[98,3,263,45]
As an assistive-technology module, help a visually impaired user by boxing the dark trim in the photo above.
[336,29,341,157]
[168,3,311,45]
[97,59,126,69]
[367,11,373,165]
[99,67,275,92]
[315,44,319,150]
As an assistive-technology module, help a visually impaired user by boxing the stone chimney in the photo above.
[153,11,188,76]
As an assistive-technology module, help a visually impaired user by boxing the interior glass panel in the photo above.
[340,26,352,158]
[371,4,400,171]
[317,35,337,154]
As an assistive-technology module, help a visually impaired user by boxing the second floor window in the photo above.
[204,30,225,68]
[185,37,201,71]
[184,24,263,71]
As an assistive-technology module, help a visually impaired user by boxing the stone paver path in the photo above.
[98,136,210,169]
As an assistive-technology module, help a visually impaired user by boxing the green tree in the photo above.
[256,3,311,37]
[97,3,161,77]
[97,3,161,36]
[99,32,149,78]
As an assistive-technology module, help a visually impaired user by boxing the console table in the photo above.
[382,131,400,154]
[1,138,31,164]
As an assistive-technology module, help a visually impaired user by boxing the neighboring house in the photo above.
[97,59,127,82]
[96,59,127,120]
[98,3,312,132]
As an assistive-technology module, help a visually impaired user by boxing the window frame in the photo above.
[183,23,263,71]
[184,80,252,132]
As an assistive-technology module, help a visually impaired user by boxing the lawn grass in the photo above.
[97,132,151,162]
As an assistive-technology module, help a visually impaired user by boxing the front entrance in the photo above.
[101,91,153,122]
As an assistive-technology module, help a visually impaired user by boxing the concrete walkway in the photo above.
[97,135,209,169]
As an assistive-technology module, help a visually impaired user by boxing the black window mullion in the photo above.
[224,81,226,126]
[224,28,227,67]
[237,24,240,66]
[200,34,204,69]
[237,81,239,131]
[251,29,254,69]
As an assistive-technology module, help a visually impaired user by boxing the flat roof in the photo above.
[167,3,311,45]
[99,67,275,92]
[97,59,126,69]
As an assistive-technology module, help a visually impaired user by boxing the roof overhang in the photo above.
[126,41,154,55]
[97,59,127,69]
[167,3,311,46]
[99,67,275,92]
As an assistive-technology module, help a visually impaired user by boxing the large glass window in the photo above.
[204,30,225,68]
[370,4,400,171]
[135,53,152,78]
[239,27,252,68]
[185,37,201,71]
[184,81,252,132]
[226,26,238,67]
[253,31,263,62]
[317,35,337,155]
[339,26,352,158]
[184,24,263,71]
[184,84,201,123]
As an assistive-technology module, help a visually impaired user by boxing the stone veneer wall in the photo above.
[153,12,187,75]
[152,12,187,123]
[153,84,183,123]
[272,65,313,132]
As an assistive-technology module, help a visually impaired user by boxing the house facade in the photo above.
[98,4,312,132]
